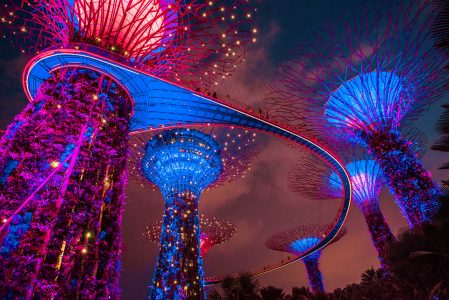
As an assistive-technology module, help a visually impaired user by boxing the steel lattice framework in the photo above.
[265,225,347,295]
[145,216,237,257]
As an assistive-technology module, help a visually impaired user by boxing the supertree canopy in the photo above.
[265,225,347,295]
[289,151,394,266]
[128,126,258,299]
[266,0,446,227]
[144,215,237,257]
[1,0,257,86]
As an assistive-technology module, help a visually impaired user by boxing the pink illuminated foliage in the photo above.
[1,0,258,87]
[0,68,131,298]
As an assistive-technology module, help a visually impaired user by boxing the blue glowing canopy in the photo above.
[329,159,383,207]
[142,128,223,195]
[325,71,413,132]
[289,237,321,258]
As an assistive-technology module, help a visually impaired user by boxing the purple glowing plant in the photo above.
[0,69,131,297]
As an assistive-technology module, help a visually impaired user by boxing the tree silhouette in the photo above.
[207,272,261,300]
[260,286,285,300]
[385,197,449,299]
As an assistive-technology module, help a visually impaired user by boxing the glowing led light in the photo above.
[50,161,60,168]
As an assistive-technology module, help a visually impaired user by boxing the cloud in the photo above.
[216,21,280,106]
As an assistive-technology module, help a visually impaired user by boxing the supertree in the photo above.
[0,0,257,298]
[265,0,446,227]
[265,225,347,295]
[289,149,395,266]
[128,126,258,299]
[0,69,131,298]
[144,215,237,257]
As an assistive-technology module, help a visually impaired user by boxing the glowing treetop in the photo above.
[129,126,259,191]
[288,151,396,265]
[325,71,415,135]
[144,215,237,257]
[2,0,257,85]
[265,225,347,294]
[289,152,386,208]
[265,225,346,258]
[329,160,383,206]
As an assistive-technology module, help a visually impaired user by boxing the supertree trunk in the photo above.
[0,68,131,299]
[303,255,324,295]
[360,130,440,227]
[360,201,395,266]
[151,191,205,300]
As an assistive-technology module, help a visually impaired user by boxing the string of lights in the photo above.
[144,215,237,257]
[128,127,258,299]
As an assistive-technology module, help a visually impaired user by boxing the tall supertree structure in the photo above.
[0,69,132,298]
[0,0,257,298]
[289,150,394,266]
[266,0,446,227]
[144,215,237,257]
[128,126,257,299]
[265,225,347,295]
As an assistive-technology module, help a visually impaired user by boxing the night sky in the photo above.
[0,1,448,299]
